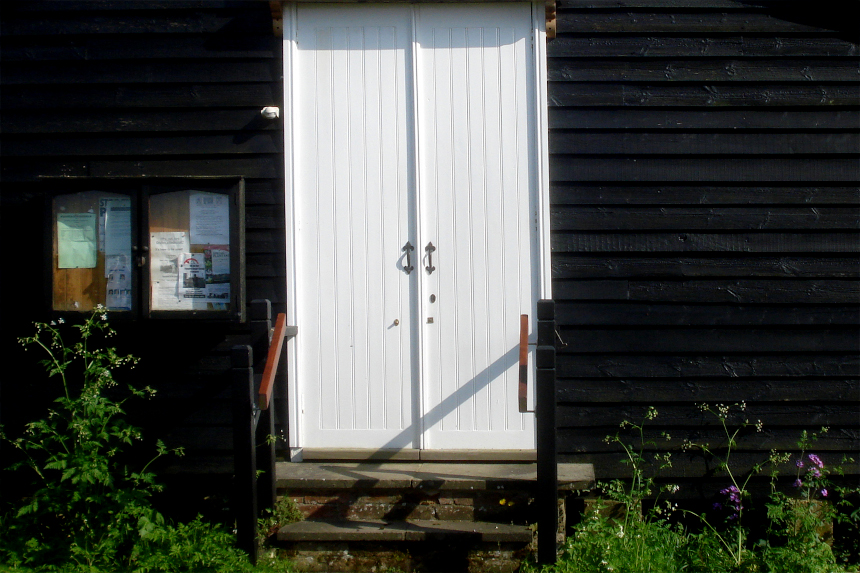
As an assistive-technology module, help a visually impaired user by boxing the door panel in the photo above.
[293,5,417,448]
[415,4,537,449]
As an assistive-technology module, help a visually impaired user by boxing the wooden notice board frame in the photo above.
[46,177,245,322]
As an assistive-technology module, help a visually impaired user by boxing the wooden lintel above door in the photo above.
[269,1,556,38]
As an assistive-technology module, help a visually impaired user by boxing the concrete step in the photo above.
[276,461,594,491]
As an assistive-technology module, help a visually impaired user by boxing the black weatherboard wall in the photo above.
[549,1,860,482]
[0,1,284,481]
[0,0,858,492]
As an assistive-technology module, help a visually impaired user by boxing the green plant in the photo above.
[257,496,304,542]
[761,430,857,573]
[680,402,778,571]
[525,404,860,573]
[526,408,690,573]
[0,310,294,572]
[0,309,177,569]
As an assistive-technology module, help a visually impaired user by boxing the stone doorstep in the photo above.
[277,519,534,544]
[276,462,595,492]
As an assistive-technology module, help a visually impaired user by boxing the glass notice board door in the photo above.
[50,178,244,321]
[52,190,135,313]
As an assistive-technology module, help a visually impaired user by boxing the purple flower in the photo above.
[793,479,803,488]
[811,468,821,478]
[720,485,739,495]
[713,502,723,510]
[796,459,804,468]
[820,489,829,498]
[808,454,824,469]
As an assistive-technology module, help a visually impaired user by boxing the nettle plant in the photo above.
[0,308,189,570]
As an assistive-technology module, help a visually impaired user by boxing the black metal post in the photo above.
[536,299,558,565]
[250,300,276,516]
[232,344,258,564]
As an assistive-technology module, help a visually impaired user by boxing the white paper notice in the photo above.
[189,192,229,245]
[102,198,132,277]
[150,231,190,310]
[106,269,132,311]
[179,252,208,309]
[204,246,230,309]
[57,213,97,269]
[104,198,132,255]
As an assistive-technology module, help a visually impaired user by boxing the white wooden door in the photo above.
[415,4,538,449]
[291,5,418,449]
[287,3,545,452]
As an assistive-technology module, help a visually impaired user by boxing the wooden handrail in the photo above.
[518,314,529,412]
[258,313,288,411]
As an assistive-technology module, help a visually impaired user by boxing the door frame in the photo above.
[281,1,552,458]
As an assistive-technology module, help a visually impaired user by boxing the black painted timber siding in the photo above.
[1,0,858,491]
[549,1,860,483]
[0,1,283,478]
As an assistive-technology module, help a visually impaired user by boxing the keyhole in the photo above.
[430,294,436,303]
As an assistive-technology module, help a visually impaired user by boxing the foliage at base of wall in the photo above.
[0,311,293,573]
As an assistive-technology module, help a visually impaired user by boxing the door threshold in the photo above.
[294,448,537,463]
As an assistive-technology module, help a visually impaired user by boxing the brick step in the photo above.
[277,519,533,543]
[270,462,594,572]
[272,520,534,573]
[276,461,594,523]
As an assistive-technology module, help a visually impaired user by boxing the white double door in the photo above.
[287,3,545,452]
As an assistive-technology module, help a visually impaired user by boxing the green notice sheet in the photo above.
[58,213,97,268]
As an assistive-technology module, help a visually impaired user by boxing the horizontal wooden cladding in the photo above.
[557,403,860,428]
[555,302,860,326]
[556,353,860,378]
[552,232,859,253]
[1,108,281,134]
[0,34,278,61]
[551,206,860,231]
[555,11,850,34]
[549,108,860,130]
[550,132,860,155]
[548,36,860,58]
[2,1,260,10]
[547,59,860,83]
[548,84,860,106]
[246,278,285,306]
[553,255,860,279]
[3,133,283,156]
[2,60,278,84]
[0,84,276,110]
[0,157,281,182]
[246,254,287,279]
[550,185,860,205]
[245,205,287,229]
[0,10,273,36]
[561,451,860,480]
[550,157,860,182]
[555,327,859,353]
[555,279,860,303]
[558,428,860,455]
[557,378,860,403]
